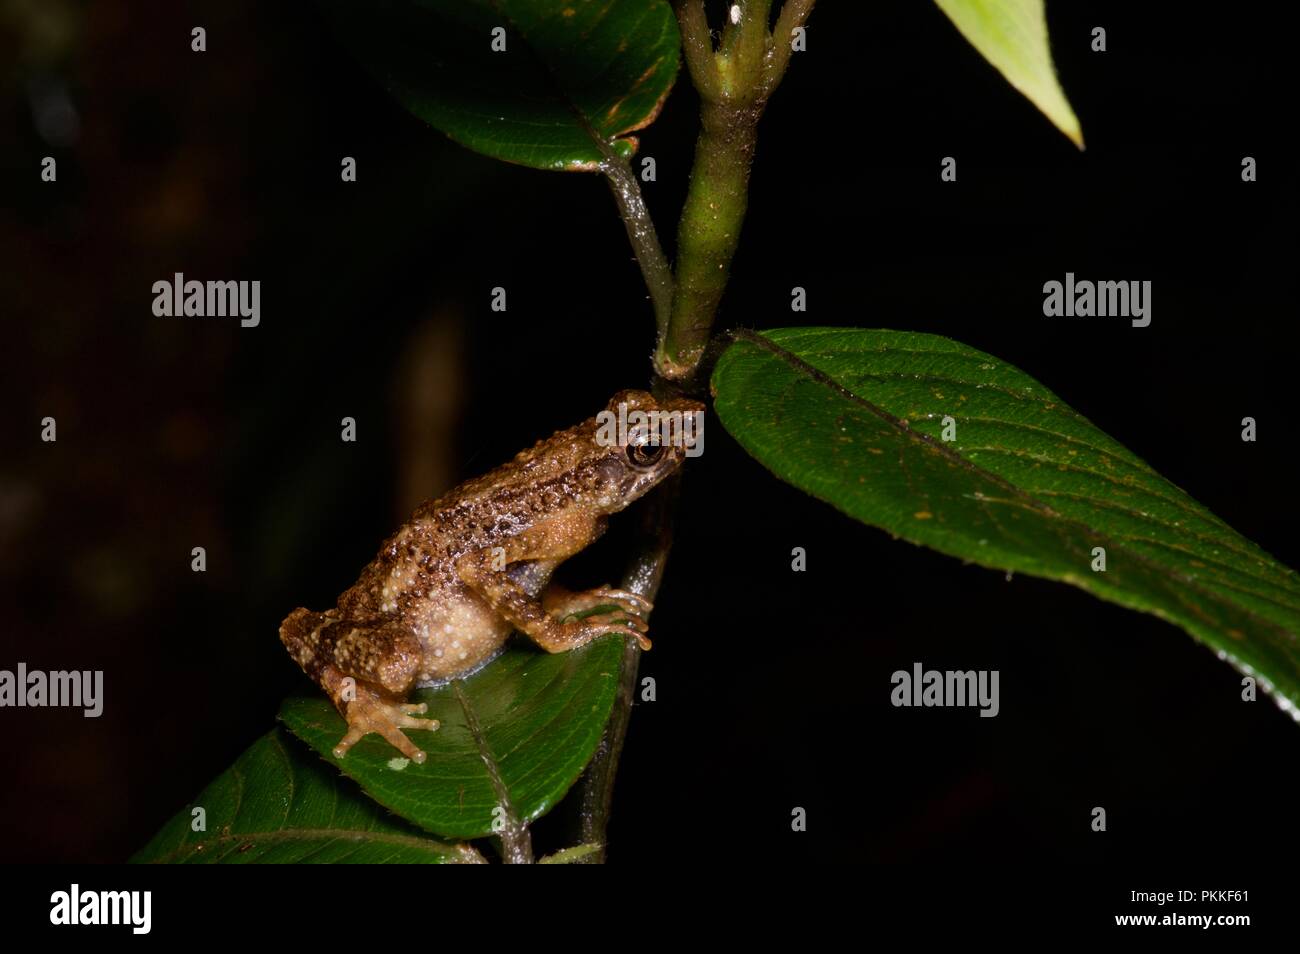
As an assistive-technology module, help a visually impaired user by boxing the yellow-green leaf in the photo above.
[934,0,1083,147]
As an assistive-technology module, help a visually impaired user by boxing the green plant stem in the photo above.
[656,0,814,380]
[769,0,816,90]
[575,0,815,860]
[658,97,761,379]
[601,152,675,341]
[675,0,720,99]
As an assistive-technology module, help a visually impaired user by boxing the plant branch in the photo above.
[655,0,814,381]
[675,1,720,101]
[576,0,815,861]
[576,451,682,863]
[767,0,815,91]
[600,152,675,340]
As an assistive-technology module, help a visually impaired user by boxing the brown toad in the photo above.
[280,390,702,762]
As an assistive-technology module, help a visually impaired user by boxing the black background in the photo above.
[2,1,1297,865]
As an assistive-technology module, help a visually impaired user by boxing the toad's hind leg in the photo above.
[280,610,439,762]
[322,665,439,764]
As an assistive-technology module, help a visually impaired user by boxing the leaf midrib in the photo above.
[814,373,1294,598]
[453,681,527,844]
[796,349,1300,606]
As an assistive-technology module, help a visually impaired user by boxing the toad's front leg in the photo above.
[542,584,654,649]
[279,609,440,762]
[456,518,652,652]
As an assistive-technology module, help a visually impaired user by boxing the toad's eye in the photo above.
[625,442,665,469]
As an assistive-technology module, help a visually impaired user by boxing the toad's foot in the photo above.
[562,610,653,651]
[334,688,439,764]
[545,585,653,649]
[555,586,653,618]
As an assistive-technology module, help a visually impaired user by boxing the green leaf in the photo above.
[711,328,1300,720]
[133,729,482,863]
[933,0,1083,147]
[323,0,681,171]
[280,636,624,839]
